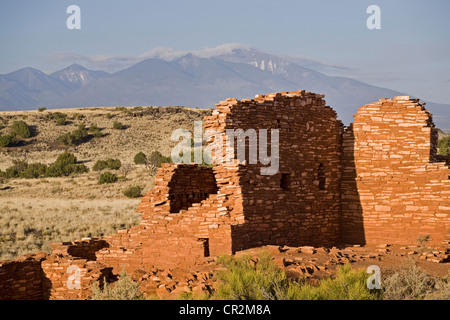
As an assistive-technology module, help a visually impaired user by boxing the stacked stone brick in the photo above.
[41,255,112,300]
[0,253,48,300]
[203,91,343,250]
[90,90,343,278]
[0,91,449,300]
[341,96,450,246]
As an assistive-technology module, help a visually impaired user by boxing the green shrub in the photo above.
[429,274,450,300]
[10,121,31,139]
[57,124,89,146]
[98,171,118,184]
[11,159,28,172]
[20,163,47,179]
[46,163,88,177]
[105,158,121,170]
[91,130,103,138]
[75,122,87,132]
[56,118,67,126]
[216,252,291,300]
[289,264,379,300]
[214,253,378,301]
[38,107,46,112]
[71,113,84,120]
[438,136,450,155]
[91,269,144,300]
[46,164,65,178]
[55,152,77,166]
[417,234,431,247]
[0,133,15,148]
[133,151,171,169]
[57,132,71,145]
[113,120,124,130]
[93,159,121,171]
[133,152,147,165]
[45,152,88,177]
[4,167,19,179]
[2,159,30,179]
[93,160,107,171]
[88,124,99,131]
[149,151,172,168]
[382,261,434,300]
[53,112,67,126]
[88,124,103,138]
[0,152,88,180]
[123,185,142,198]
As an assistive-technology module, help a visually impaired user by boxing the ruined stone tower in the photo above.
[1,90,449,300]
[129,91,343,268]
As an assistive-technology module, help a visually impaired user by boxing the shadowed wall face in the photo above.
[168,166,217,213]
[0,253,49,300]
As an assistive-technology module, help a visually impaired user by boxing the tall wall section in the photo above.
[341,96,450,245]
[204,91,343,250]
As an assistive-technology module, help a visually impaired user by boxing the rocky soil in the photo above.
[131,243,450,298]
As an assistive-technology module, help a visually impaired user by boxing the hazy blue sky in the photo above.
[0,0,449,103]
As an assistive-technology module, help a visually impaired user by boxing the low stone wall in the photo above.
[0,253,48,300]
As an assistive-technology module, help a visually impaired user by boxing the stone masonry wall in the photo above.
[98,91,343,270]
[131,163,245,268]
[41,254,112,300]
[1,91,449,300]
[0,253,48,300]
[341,96,450,246]
[204,91,343,250]
[94,163,243,271]
[0,240,114,300]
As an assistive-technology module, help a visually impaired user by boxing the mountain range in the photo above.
[0,46,449,129]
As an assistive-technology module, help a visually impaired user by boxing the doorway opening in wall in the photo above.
[169,167,218,213]
[198,238,210,257]
[318,163,326,190]
[280,173,290,191]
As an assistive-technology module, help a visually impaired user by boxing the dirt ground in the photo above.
[127,244,449,299]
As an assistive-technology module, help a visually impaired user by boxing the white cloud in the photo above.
[192,43,251,58]
[46,43,252,73]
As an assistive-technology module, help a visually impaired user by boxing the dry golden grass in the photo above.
[0,196,141,259]
[0,106,210,260]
